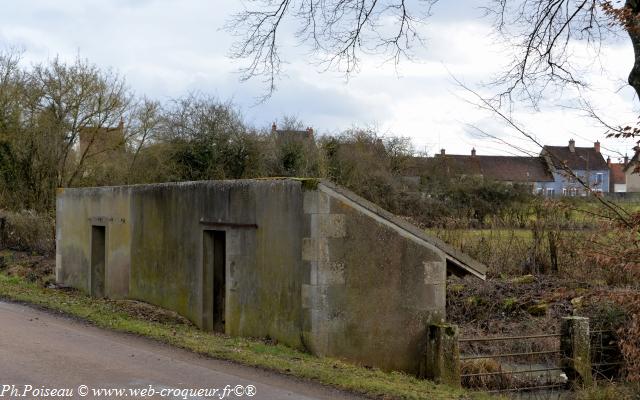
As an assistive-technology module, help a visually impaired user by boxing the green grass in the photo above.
[0,273,484,400]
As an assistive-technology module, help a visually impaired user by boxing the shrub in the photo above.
[461,358,511,390]
[0,210,54,255]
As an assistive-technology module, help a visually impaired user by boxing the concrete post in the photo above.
[561,316,593,387]
[424,324,461,387]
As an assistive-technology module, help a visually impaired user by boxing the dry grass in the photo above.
[461,359,512,390]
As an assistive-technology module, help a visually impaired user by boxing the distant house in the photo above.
[608,156,627,193]
[624,145,640,192]
[271,122,315,141]
[403,149,554,192]
[540,140,610,196]
[78,119,126,161]
[271,122,317,174]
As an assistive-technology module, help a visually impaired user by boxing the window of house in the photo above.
[546,188,555,197]
[596,173,603,185]
[562,188,567,196]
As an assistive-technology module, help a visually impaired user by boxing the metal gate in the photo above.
[459,332,566,394]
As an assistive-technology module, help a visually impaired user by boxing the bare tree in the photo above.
[128,97,162,178]
[228,1,640,103]
[456,76,634,227]
[227,0,438,97]
[486,1,640,105]
[29,56,131,187]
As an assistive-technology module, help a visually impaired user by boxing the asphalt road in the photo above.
[0,301,365,400]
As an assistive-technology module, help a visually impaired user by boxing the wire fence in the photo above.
[459,332,567,395]
[590,329,624,381]
[458,321,626,397]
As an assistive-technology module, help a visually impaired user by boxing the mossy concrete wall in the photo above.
[57,178,477,375]
[301,183,446,374]
[56,186,131,299]
[58,180,304,348]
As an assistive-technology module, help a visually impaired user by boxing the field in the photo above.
[428,200,640,395]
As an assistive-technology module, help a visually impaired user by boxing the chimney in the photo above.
[625,153,629,165]
[271,122,277,133]
[594,141,601,153]
[607,156,611,167]
[471,148,476,156]
[569,139,575,153]
[306,127,314,137]
[118,116,124,129]
[440,149,445,156]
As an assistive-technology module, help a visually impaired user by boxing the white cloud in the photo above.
[0,0,637,160]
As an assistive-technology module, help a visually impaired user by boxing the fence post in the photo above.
[561,316,592,387]
[424,324,461,387]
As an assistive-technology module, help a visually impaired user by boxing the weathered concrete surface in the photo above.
[0,301,364,400]
[424,324,461,387]
[561,316,593,386]
[302,185,448,373]
[57,178,486,376]
[58,180,304,349]
[56,186,131,299]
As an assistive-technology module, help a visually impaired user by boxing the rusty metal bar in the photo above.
[485,384,567,393]
[460,350,561,360]
[459,333,561,342]
[592,362,624,367]
[461,367,563,378]
[199,220,258,229]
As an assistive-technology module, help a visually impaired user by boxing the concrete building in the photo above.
[624,146,640,192]
[56,178,485,375]
[432,149,554,192]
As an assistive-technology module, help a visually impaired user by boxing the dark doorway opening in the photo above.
[91,225,106,298]
[203,230,226,333]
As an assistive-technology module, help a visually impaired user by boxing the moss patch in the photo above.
[0,272,485,400]
[296,177,321,190]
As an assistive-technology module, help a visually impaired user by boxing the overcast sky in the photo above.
[1,0,638,161]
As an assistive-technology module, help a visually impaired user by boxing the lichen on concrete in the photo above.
[57,178,483,377]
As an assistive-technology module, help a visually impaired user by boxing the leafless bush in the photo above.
[0,210,54,255]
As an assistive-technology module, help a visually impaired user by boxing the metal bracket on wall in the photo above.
[199,219,258,229]
[88,216,113,224]
[88,216,126,224]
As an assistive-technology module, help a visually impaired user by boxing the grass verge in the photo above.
[0,272,481,400]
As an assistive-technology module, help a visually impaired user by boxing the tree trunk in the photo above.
[626,1,640,98]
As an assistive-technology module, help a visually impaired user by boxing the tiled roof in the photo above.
[405,155,554,182]
[542,146,608,171]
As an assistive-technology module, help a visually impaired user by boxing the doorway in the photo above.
[203,230,226,333]
[90,225,106,298]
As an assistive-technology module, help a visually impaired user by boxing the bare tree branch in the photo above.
[453,74,633,227]
[227,0,438,99]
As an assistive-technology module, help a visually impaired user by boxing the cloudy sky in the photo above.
[1,0,638,161]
